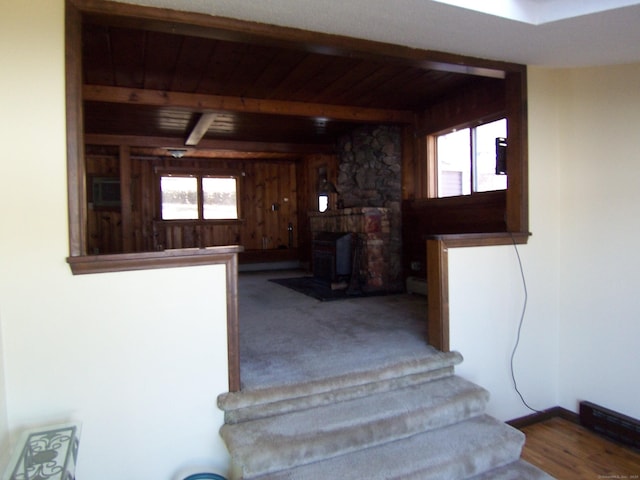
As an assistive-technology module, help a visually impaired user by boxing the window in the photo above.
[318,194,329,213]
[435,118,507,198]
[160,173,239,221]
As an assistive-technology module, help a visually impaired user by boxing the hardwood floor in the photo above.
[520,417,640,479]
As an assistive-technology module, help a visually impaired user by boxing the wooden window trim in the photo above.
[426,135,438,198]
[155,219,245,227]
[156,168,243,222]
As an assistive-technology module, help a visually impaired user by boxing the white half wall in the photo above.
[0,1,232,478]
[2,266,231,479]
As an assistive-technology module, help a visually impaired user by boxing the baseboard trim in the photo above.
[507,406,579,429]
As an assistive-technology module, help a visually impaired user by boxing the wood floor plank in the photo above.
[520,417,640,479]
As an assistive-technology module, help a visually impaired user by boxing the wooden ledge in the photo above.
[427,231,531,248]
[67,245,244,275]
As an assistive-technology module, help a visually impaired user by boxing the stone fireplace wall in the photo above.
[336,125,403,291]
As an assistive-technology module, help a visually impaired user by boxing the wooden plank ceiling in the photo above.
[81,12,499,159]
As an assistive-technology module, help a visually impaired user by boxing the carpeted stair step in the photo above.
[219,350,462,423]
[469,459,555,479]
[221,375,489,479]
[248,415,526,480]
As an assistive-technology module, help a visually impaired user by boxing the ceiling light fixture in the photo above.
[167,149,187,159]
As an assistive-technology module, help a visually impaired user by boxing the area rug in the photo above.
[269,276,392,301]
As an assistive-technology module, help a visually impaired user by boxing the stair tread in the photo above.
[469,459,555,480]
[250,415,525,480]
[219,350,462,413]
[223,367,455,424]
[222,375,489,475]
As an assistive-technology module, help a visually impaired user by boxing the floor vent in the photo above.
[580,401,640,450]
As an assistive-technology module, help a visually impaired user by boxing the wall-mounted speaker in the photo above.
[496,137,507,175]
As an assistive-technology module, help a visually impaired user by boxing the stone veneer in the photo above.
[337,125,402,211]
[336,125,403,291]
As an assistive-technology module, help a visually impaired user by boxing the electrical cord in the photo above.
[509,233,543,414]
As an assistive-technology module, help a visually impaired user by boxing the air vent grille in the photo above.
[580,401,640,450]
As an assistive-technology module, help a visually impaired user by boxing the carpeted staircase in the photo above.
[218,350,553,479]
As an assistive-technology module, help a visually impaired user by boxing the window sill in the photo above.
[417,190,506,206]
[67,245,244,275]
[426,231,530,248]
[154,219,244,225]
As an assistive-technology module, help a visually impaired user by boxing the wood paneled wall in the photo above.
[401,77,510,278]
[86,154,123,254]
[86,152,304,256]
[402,191,507,278]
[404,77,507,201]
[86,74,514,272]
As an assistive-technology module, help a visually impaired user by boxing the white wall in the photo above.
[0,1,231,478]
[0,317,9,470]
[555,63,640,419]
[450,64,640,422]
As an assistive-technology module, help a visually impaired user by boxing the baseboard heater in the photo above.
[580,401,640,450]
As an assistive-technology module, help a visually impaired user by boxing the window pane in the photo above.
[203,177,238,220]
[475,118,507,192]
[318,194,329,212]
[161,176,198,220]
[437,128,471,197]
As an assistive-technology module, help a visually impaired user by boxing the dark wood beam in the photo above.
[83,85,415,124]
[131,148,302,161]
[74,0,515,78]
[84,133,334,155]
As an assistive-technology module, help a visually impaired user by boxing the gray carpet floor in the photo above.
[238,270,435,390]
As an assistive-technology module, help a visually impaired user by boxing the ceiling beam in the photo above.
[77,0,515,78]
[84,133,334,154]
[131,148,301,161]
[83,85,415,124]
[186,112,217,146]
